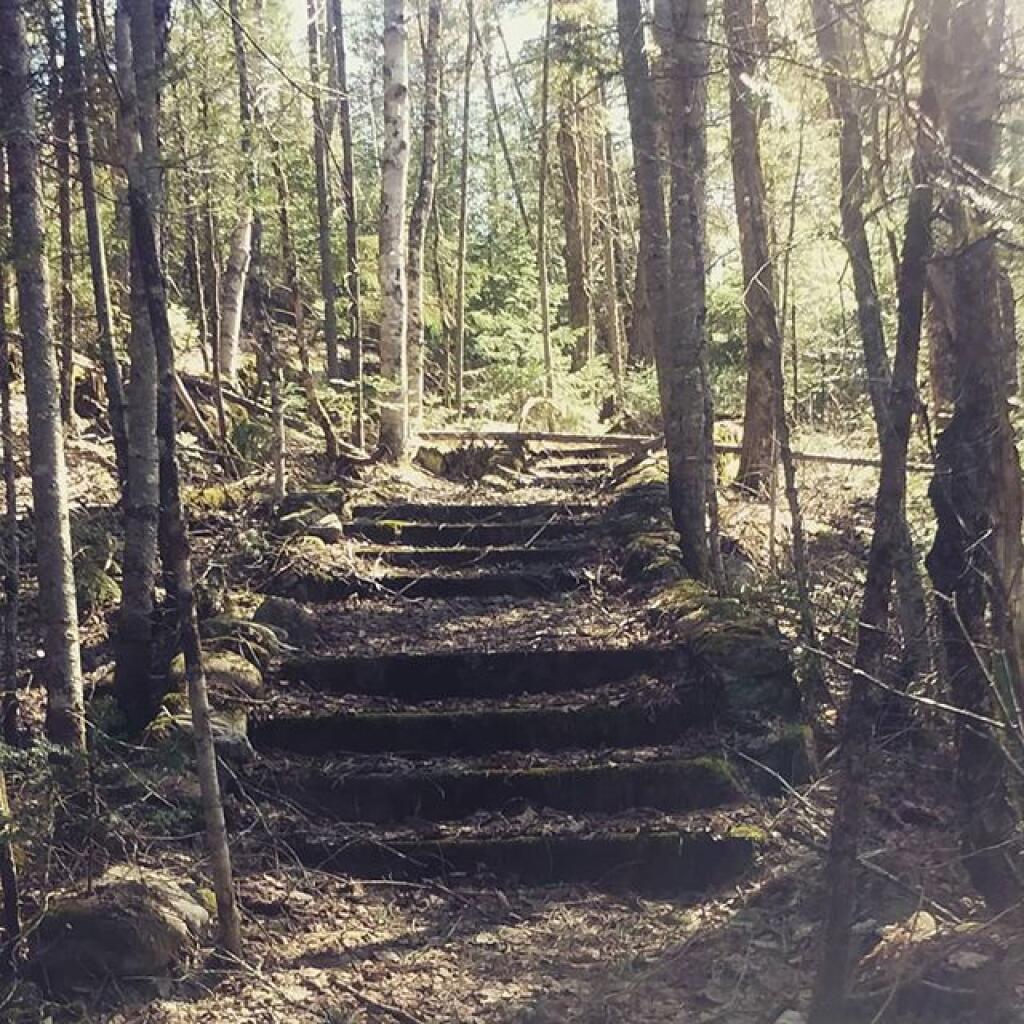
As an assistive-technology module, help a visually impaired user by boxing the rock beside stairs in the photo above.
[31,867,213,995]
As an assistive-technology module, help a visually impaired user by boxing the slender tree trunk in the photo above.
[112,0,160,733]
[475,14,532,238]
[271,145,338,461]
[652,0,712,581]
[63,0,128,479]
[0,151,21,744]
[378,0,410,457]
[327,0,365,448]
[813,0,931,687]
[406,0,440,425]
[454,1,473,416]
[307,0,340,383]
[726,0,776,491]
[810,7,943,1014]
[49,31,78,434]
[598,111,625,411]
[924,0,1023,913]
[559,86,594,372]
[0,0,85,750]
[128,175,243,960]
[536,0,554,399]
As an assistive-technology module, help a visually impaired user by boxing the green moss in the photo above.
[728,824,768,844]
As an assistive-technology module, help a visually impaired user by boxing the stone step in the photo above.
[530,446,629,461]
[250,693,703,756]
[278,645,692,699]
[529,459,616,474]
[351,501,594,524]
[525,471,605,487]
[345,519,591,547]
[282,819,760,894]
[250,750,742,823]
[355,543,596,569]
[269,567,586,603]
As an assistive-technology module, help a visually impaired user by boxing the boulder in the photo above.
[169,650,264,700]
[305,512,345,543]
[254,595,319,646]
[31,867,213,995]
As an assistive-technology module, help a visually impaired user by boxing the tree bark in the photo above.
[407,0,441,424]
[558,86,594,372]
[810,7,943,1012]
[218,210,251,387]
[454,1,473,416]
[61,0,129,482]
[726,0,777,492]
[307,0,340,383]
[113,0,161,733]
[0,151,21,744]
[652,0,712,581]
[327,0,365,447]
[271,144,338,462]
[0,0,86,750]
[924,0,1024,913]
[536,0,555,399]
[378,0,411,458]
[813,0,931,687]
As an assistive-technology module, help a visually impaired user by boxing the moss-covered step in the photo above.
[254,753,742,823]
[357,543,596,569]
[530,459,616,474]
[250,698,703,756]
[352,502,594,524]
[271,567,587,602]
[279,645,694,699]
[285,823,759,894]
[345,519,591,546]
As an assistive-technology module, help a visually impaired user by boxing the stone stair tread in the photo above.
[273,808,762,893]
[278,643,691,699]
[345,519,592,546]
[355,543,596,568]
[352,501,595,523]
[250,676,713,756]
[244,744,742,823]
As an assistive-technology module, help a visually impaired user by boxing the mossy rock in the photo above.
[253,596,318,646]
[75,558,121,619]
[31,867,212,995]
[169,650,264,701]
[200,616,284,669]
[277,486,348,517]
[622,531,685,583]
[145,701,254,764]
[304,512,344,543]
[741,723,818,793]
[186,480,247,513]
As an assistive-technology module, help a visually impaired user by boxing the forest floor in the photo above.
[4,421,1024,1024]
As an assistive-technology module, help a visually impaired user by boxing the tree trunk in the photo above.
[113,0,161,733]
[726,0,777,492]
[61,0,129,483]
[558,86,593,372]
[271,145,338,461]
[128,175,243,960]
[218,211,251,388]
[475,15,532,239]
[0,151,21,744]
[49,28,77,434]
[454,1,473,416]
[810,7,943,1011]
[327,0,365,447]
[307,0,340,383]
[0,0,85,750]
[378,0,410,458]
[407,0,441,425]
[536,0,555,399]
[597,106,625,411]
[652,0,712,581]
[925,0,1023,913]
[813,0,931,687]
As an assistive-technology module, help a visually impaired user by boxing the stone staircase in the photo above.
[245,442,803,897]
